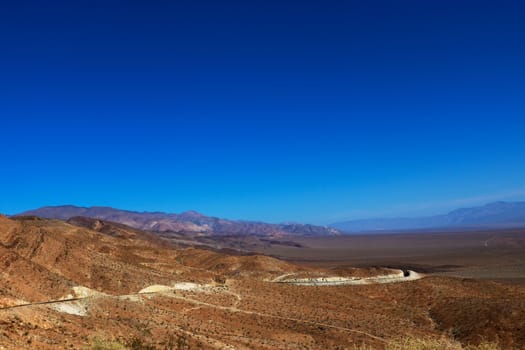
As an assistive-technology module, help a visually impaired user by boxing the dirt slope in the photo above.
[0,215,524,349]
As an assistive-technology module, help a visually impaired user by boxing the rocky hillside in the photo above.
[1,215,523,350]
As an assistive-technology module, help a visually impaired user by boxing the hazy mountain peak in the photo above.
[179,210,206,218]
[331,201,525,232]
[17,205,340,237]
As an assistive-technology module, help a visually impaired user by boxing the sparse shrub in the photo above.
[213,274,226,284]
[126,336,157,350]
[390,338,502,350]
[176,335,189,350]
[386,337,463,350]
[353,337,501,350]
[464,343,501,350]
[87,337,126,350]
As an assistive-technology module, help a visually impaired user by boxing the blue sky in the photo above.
[1,0,524,223]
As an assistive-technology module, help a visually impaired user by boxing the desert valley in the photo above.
[1,205,524,349]
[4,1,525,349]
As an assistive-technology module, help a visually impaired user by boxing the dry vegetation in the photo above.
[388,338,500,350]
[88,336,503,350]
[0,215,524,349]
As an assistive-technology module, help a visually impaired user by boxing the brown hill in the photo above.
[0,215,524,349]
[0,216,182,300]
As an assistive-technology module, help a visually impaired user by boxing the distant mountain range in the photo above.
[330,201,525,232]
[17,205,340,237]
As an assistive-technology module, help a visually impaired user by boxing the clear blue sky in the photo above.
[1,1,524,224]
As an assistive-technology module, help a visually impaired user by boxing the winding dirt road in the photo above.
[272,269,424,286]
[0,282,389,348]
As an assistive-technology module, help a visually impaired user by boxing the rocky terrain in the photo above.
[0,215,524,349]
[18,206,340,237]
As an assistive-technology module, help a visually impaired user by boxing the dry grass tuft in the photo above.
[463,343,501,350]
[87,337,126,350]
[387,337,462,350]
[354,337,501,350]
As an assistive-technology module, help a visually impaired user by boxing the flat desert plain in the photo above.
[239,229,525,284]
